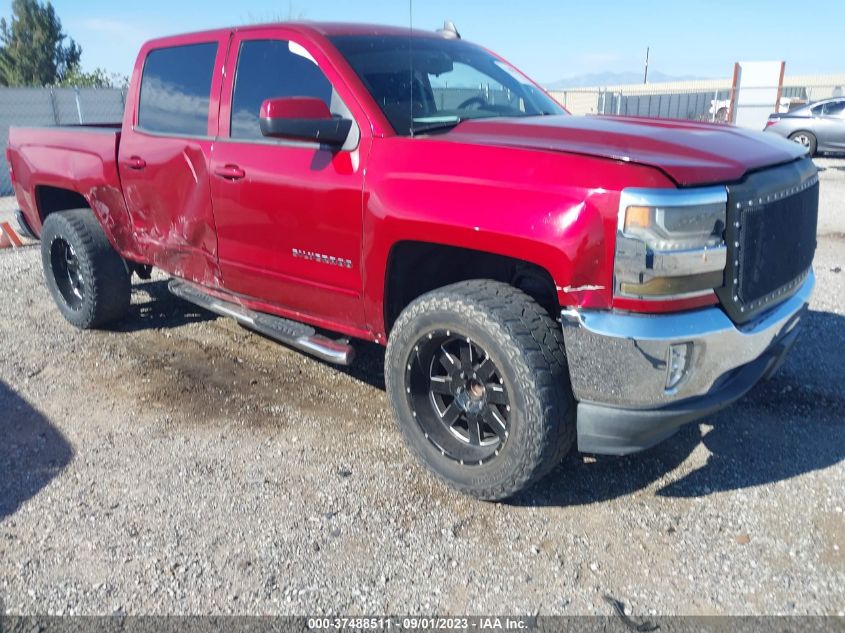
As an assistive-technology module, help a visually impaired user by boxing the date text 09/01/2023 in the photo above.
[307,617,532,630]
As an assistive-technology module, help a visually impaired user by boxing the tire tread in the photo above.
[41,208,130,329]
[386,280,575,500]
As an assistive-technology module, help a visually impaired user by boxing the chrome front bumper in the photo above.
[560,272,814,454]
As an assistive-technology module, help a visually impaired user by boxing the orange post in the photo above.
[0,222,24,248]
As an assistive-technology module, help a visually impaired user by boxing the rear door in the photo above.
[118,33,229,285]
[209,27,371,330]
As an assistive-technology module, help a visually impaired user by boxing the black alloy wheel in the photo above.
[406,331,510,465]
[50,238,85,310]
[40,209,131,329]
[385,280,577,500]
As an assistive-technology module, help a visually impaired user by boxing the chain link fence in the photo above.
[549,83,844,121]
[0,87,126,195]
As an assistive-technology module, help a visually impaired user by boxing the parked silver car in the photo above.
[764,97,845,155]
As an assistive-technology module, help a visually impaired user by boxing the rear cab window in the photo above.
[137,42,218,136]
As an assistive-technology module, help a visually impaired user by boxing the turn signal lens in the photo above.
[624,205,652,231]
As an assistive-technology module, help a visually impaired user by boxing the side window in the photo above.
[230,39,339,140]
[138,43,217,136]
[811,104,824,117]
[822,100,845,117]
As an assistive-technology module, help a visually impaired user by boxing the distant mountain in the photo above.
[546,71,710,89]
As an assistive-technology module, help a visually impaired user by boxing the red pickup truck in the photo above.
[8,22,819,500]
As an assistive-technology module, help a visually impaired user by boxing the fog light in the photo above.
[666,343,692,391]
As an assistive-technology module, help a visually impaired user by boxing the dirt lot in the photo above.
[1,158,843,617]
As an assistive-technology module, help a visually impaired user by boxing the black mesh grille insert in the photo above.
[718,157,819,324]
[737,183,818,306]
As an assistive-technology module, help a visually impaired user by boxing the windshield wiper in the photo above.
[410,116,463,136]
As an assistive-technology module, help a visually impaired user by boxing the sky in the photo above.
[1,0,841,84]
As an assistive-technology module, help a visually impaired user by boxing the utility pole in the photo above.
[643,47,650,84]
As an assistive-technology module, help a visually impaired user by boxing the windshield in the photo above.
[329,34,565,136]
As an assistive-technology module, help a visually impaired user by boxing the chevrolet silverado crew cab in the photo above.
[8,23,818,500]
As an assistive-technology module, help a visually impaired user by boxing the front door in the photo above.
[210,29,370,330]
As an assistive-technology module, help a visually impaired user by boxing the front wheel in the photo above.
[385,280,576,500]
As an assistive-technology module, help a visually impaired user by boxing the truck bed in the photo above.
[6,124,140,257]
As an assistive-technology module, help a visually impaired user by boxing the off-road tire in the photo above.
[41,209,130,329]
[385,280,576,500]
[789,130,817,156]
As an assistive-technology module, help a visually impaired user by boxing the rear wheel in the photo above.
[789,131,817,156]
[40,209,130,329]
[385,280,576,500]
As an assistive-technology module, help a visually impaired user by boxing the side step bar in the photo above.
[168,280,355,365]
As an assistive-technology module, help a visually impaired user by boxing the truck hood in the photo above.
[445,115,807,186]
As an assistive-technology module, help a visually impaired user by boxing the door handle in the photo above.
[124,155,146,170]
[214,164,246,180]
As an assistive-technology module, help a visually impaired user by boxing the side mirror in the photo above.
[259,97,352,148]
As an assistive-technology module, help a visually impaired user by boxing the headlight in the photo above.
[615,187,727,300]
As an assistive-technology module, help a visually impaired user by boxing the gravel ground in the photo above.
[0,158,843,617]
